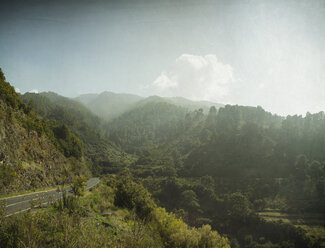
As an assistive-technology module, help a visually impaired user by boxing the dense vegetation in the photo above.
[107,99,188,153]
[21,92,135,175]
[1,66,324,247]
[75,91,143,121]
[0,68,90,193]
[0,175,230,248]
[106,101,324,247]
[75,92,223,122]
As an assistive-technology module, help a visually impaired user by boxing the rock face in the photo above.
[0,99,69,194]
[0,68,93,194]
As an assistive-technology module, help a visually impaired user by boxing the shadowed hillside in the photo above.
[75,91,143,121]
[0,69,90,194]
[75,92,223,122]
[21,92,135,175]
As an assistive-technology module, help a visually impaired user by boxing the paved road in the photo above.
[1,177,100,217]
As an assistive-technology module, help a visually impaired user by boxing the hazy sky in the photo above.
[0,0,324,116]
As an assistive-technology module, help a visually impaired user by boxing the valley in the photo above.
[0,68,324,247]
[1,0,323,247]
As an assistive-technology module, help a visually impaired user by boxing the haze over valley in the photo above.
[0,0,324,248]
[1,0,324,116]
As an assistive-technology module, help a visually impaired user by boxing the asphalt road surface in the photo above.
[1,177,100,217]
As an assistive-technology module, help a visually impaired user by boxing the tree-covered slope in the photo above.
[75,92,223,122]
[2,65,323,247]
[0,174,231,248]
[106,100,189,153]
[116,104,324,247]
[21,92,135,174]
[167,96,223,113]
[21,92,104,143]
[75,91,144,121]
[0,69,90,194]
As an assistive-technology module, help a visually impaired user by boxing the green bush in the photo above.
[22,118,44,136]
[0,164,16,188]
[71,175,86,197]
[114,170,155,220]
[0,69,21,109]
[153,207,230,248]
[55,193,84,215]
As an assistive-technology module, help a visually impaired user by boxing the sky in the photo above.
[0,0,324,116]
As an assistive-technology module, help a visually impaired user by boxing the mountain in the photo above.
[21,92,135,174]
[134,95,224,113]
[75,91,223,122]
[22,92,104,135]
[104,95,223,153]
[106,99,188,153]
[167,96,223,113]
[0,69,90,194]
[110,102,324,247]
[0,70,231,247]
[73,93,98,105]
[1,66,322,247]
[75,91,143,121]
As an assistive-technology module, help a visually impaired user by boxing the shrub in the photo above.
[0,69,21,109]
[153,207,230,248]
[71,175,86,197]
[55,193,84,215]
[114,171,155,220]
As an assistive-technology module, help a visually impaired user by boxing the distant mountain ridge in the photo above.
[75,91,223,121]
[75,91,143,121]
[21,91,135,174]
[167,96,223,112]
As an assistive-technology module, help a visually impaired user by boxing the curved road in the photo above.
[1,177,100,217]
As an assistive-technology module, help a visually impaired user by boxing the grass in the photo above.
[258,211,325,225]
[296,225,325,247]
[21,161,44,171]
[0,176,232,248]
[258,210,325,247]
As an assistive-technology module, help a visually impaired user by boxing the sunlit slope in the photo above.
[75,91,143,121]
[75,92,223,122]
[106,100,188,153]
[0,69,90,194]
[21,92,135,174]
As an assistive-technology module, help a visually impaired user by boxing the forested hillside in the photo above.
[75,91,143,121]
[21,92,135,174]
[0,174,230,248]
[0,69,90,193]
[105,95,223,153]
[108,102,325,247]
[20,87,324,247]
[107,100,189,153]
[76,92,223,122]
[167,96,223,113]
[1,65,323,247]
[0,68,231,248]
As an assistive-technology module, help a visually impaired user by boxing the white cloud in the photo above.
[15,88,21,93]
[29,89,39,94]
[147,54,234,102]
[152,72,178,90]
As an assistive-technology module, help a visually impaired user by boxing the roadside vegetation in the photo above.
[0,68,90,194]
[0,175,230,248]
